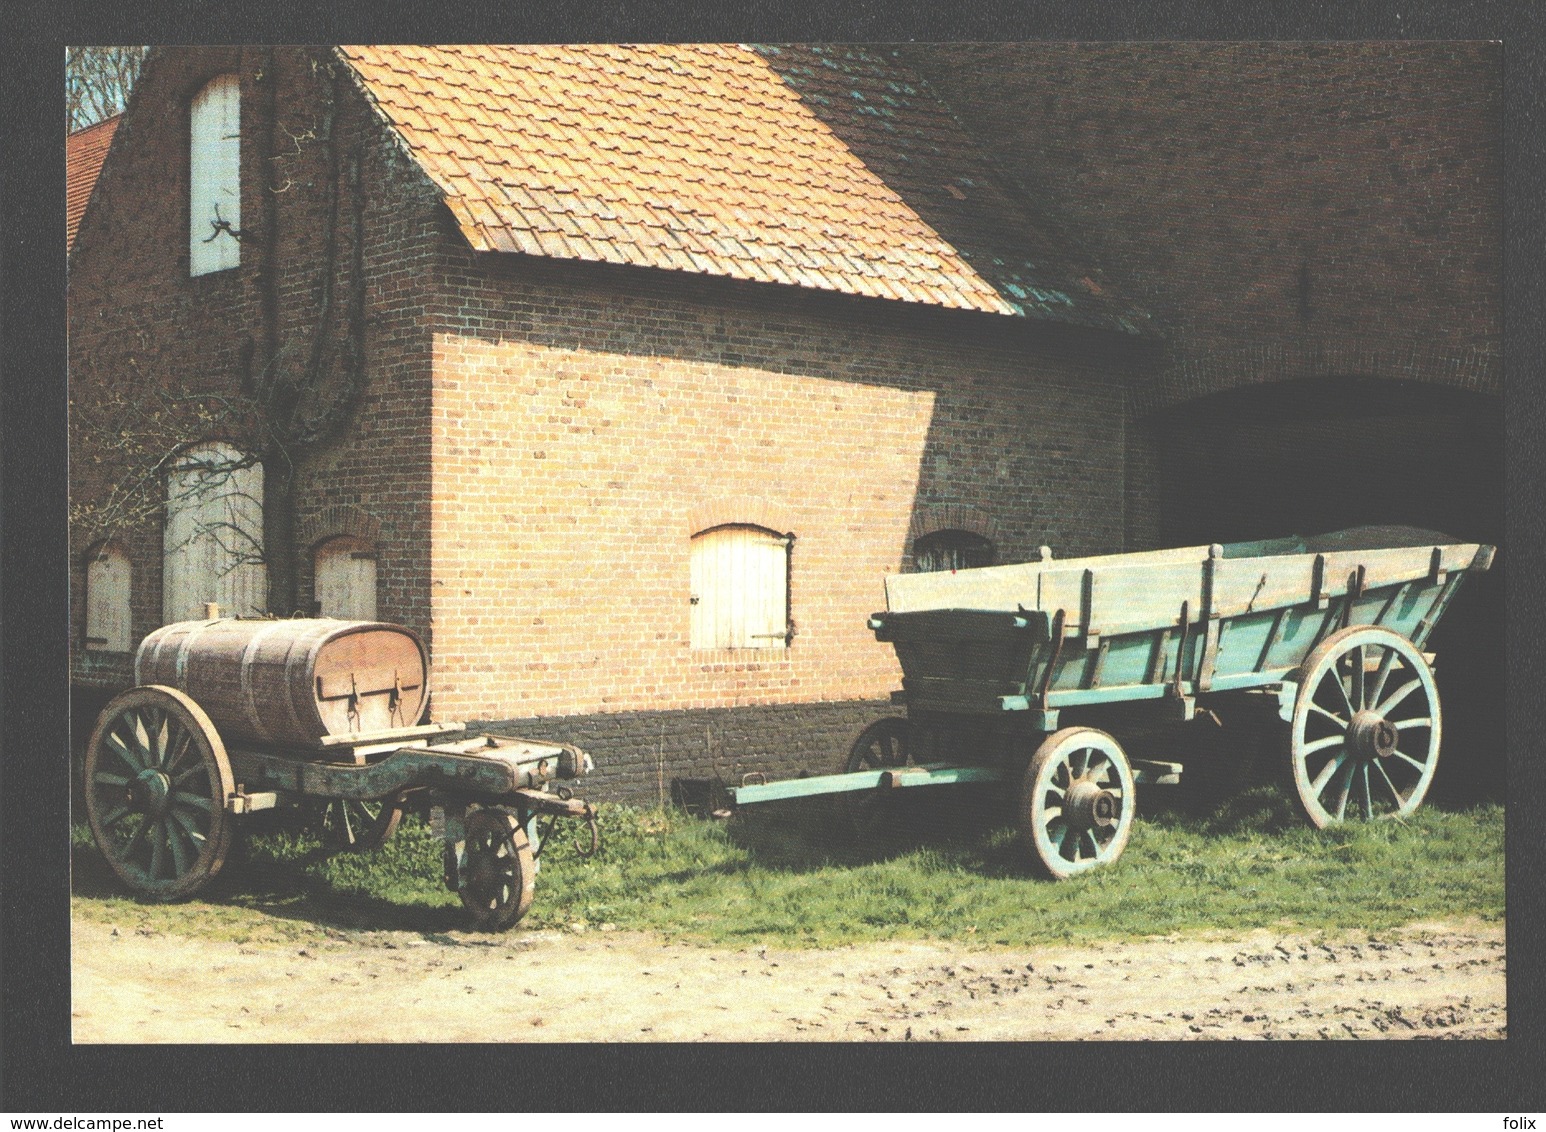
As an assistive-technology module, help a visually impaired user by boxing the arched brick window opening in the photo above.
[690,524,793,650]
[314,535,378,621]
[911,528,996,574]
[83,542,132,651]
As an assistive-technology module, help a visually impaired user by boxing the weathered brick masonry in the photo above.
[467,700,901,805]
[426,246,1136,715]
[914,42,1502,404]
[71,47,444,685]
[910,42,1501,554]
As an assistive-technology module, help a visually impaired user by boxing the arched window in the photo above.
[163,442,265,622]
[84,543,131,651]
[190,74,240,276]
[690,524,792,650]
[314,535,378,621]
[911,528,995,574]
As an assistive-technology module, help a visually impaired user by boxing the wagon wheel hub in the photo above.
[1348,710,1399,761]
[1064,779,1119,831]
[129,768,173,817]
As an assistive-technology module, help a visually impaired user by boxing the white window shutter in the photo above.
[85,546,132,651]
[190,75,240,276]
[314,537,378,621]
[690,525,788,649]
[164,443,265,622]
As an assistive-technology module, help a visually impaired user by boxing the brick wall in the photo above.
[912,42,1503,410]
[468,698,900,805]
[422,246,1137,726]
[69,47,444,685]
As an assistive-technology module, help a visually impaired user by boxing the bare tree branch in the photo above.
[67,46,147,131]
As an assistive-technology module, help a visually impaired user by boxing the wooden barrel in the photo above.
[135,618,430,747]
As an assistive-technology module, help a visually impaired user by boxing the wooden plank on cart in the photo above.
[730,763,1004,806]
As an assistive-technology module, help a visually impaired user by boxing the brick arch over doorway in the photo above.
[1132,335,1500,418]
[297,504,383,549]
[686,496,795,539]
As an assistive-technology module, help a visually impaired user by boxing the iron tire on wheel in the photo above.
[84,685,235,901]
[1286,625,1442,828]
[839,716,915,841]
[1017,727,1136,880]
[312,795,405,852]
[458,807,537,931]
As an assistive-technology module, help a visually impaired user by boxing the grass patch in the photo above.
[71,785,1504,949]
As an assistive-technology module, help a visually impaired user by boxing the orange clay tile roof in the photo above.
[67,114,120,252]
[338,44,1147,334]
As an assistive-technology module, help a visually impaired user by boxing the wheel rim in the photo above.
[84,686,233,900]
[458,808,535,930]
[840,717,913,840]
[314,795,403,851]
[1289,626,1441,828]
[1021,728,1135,879]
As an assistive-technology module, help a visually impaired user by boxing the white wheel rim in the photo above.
[1291,627,1441,826]
[1029,731,1134,878]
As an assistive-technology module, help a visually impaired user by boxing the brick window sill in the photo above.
[692,647,794,671]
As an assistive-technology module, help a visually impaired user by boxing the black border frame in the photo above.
[7,0,1542,1112]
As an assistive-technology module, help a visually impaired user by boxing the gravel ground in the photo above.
[71,912,1504,1042]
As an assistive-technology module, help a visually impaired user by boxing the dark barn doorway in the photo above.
[1142,377,1504,806]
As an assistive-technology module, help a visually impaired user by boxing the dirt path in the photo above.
[71,913,1504,1042]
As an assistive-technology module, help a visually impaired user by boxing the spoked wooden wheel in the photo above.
[458,807,536,931]
[1017,727,1135,880]
[839,717,915,840]
[1287,625,1441,828]
[312,795,404,852]
[84,686,235,901]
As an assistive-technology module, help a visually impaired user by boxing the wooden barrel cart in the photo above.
[83,617,598,929]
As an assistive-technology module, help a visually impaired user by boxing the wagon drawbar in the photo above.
[727,526,1495,879]
[82,615,599,929]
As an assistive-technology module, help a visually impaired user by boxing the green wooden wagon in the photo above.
[730,526,1495,879]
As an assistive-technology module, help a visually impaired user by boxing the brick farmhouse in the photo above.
[68,44,1501,801]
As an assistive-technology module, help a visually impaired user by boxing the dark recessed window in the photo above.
[912,529,995,574]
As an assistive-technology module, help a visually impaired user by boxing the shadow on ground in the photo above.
[70,811,468,936]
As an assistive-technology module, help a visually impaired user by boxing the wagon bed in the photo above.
[874,525,1492,727]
